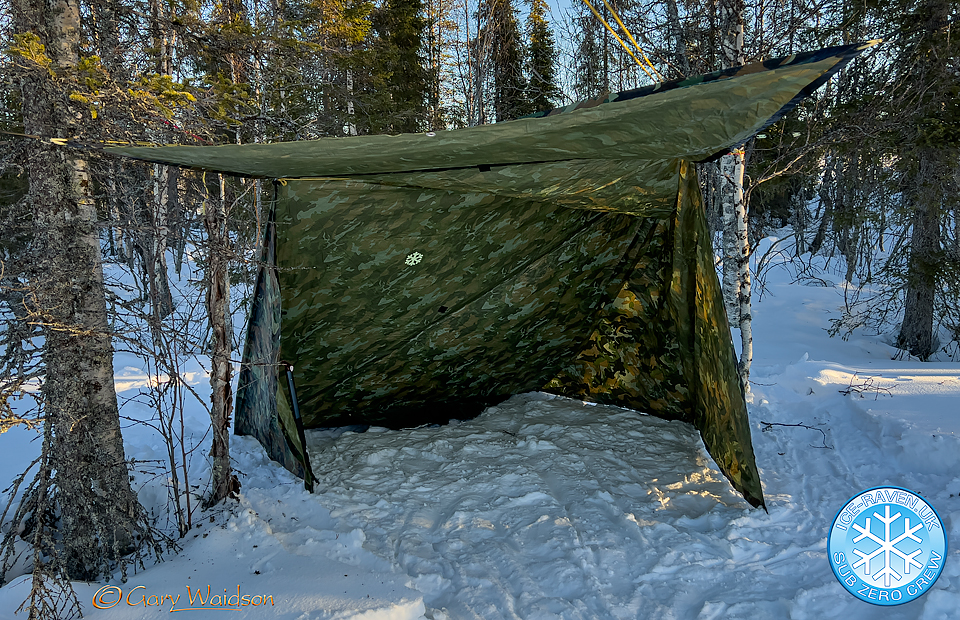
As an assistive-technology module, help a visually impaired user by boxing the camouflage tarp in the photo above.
[107,42,878,509]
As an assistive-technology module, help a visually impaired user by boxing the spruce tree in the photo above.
[372,0,428,133]
[821,0,960,358]
[525,0,560,113]
[893,0,960,358]
[483,0,528,121]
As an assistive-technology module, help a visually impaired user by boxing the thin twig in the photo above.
[760,420,833,449]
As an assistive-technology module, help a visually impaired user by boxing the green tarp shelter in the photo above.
[108,42,876,509]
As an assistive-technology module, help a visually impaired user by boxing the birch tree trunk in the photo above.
[718,0,752,387]
[203,176,235,506]
[144,165,174,322]
[13,0,146,580]
[732,150,752,386]
[720,153,741,323]
[144,0,177,311]
[198,0,248,507]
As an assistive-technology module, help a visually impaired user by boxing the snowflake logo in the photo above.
[828,486,947,606]
[404,252,423,266]
[850,505,924,587]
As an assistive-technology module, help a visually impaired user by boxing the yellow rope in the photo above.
[579,0,655,81]
[597,0,663,80]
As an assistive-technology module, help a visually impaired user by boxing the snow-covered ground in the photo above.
[1,236,958,619]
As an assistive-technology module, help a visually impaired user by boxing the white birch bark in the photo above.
[720,154,740,323]
[345,70,358,136]
[150,164,173,320]
[718,0,752,388]
[732,150,753,386]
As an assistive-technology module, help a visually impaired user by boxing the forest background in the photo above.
[0,0,958,617]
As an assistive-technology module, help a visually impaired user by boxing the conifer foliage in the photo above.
[890,0,960,359]
[483,0,528,121]
[525,0,560,112]
[372,0,428,133]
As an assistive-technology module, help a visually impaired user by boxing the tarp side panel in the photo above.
[544,162,763,508]
[542,215,693,420]
[234,209,307,480]
[677,161,764,508]
[275,180,648,428]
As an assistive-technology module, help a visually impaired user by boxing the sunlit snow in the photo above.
[1,235,958,619]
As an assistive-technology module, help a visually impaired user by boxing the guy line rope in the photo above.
[579,0,664,82]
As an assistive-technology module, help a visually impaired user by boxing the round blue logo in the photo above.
[828,486,947,605]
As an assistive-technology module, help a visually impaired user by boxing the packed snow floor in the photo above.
[1,238,959,619]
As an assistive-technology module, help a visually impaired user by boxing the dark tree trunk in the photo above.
[810,158,838,255]
[895,0,955,360]
[665,0,690,77]
[13,0,145,580]
[897,152,941,360]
